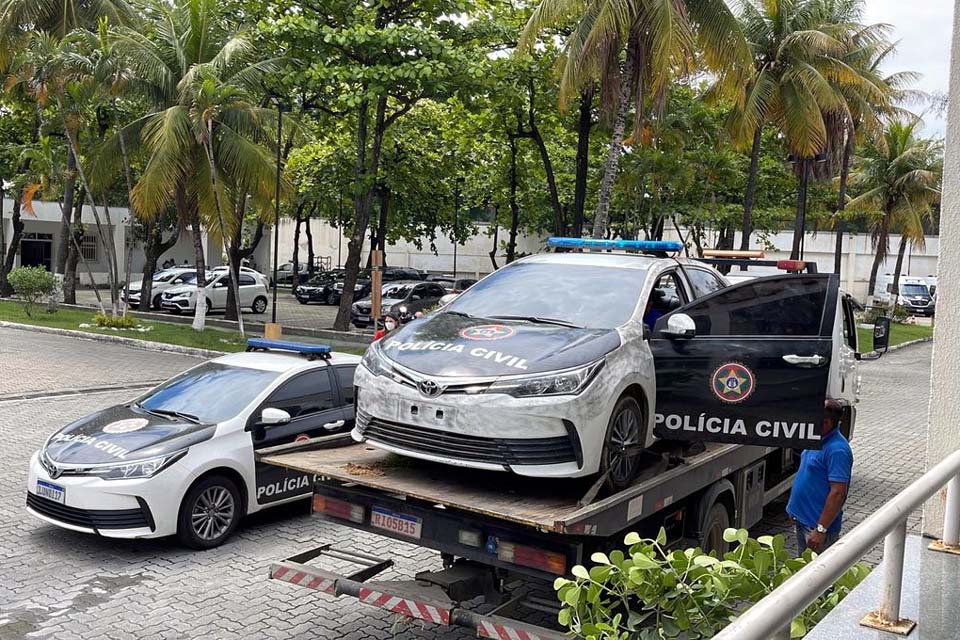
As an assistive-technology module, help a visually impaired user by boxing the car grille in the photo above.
[356,410,577,466]
[26,493,153,531]
[356,305,371,314]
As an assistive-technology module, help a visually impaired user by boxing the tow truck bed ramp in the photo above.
[260,440,772,537]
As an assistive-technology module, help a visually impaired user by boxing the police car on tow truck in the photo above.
[355,238,884,492]
[26,340,359,549]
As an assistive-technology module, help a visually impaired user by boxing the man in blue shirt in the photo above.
[787,399,853,554]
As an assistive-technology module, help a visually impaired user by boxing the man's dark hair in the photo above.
[824,399,843,425]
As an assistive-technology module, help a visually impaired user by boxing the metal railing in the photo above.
[714,448,960,640]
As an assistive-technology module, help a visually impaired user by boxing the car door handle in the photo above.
[323,420,345,431]
[783,354,826,367]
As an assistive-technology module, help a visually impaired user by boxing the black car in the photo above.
[383,266,425,282]
[351,281,447,328]
[295,269,371,305]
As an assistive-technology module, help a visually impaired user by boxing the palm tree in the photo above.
[728,0,883,257]
[847,120,942,301]
[520,0,751,239]
[99,0,283,331]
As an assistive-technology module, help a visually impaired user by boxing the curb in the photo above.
[887,336,934,352]
[0,321,226,359]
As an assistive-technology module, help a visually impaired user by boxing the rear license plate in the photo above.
[370,506,422,539]
[36,480,65,504]
[399,399,455,427]
[357,315,370,322]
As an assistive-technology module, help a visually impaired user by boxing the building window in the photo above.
[80,236,98,261]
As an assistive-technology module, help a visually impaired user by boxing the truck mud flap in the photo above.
[269,545,566,640]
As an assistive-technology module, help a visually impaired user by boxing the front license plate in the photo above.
[370,506,422,539]
[36,480,65,504]
[399,399,455,427]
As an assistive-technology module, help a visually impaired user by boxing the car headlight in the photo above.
[173,290,194,298]
[487,360,605,397]
[86,450,188,480]
[361,344,392,377]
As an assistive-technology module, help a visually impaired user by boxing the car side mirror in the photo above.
[857,316,891,360]
[662,313,696,340]
[260,407,290,425]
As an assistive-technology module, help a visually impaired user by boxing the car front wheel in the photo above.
[325,291,338,305]
[599,395,646,493]
[176,474,242,550]
[252,296,268,314]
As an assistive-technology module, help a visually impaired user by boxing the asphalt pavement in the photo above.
[0,327,934,639]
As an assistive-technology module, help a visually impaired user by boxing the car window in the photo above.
[427,285,446,298]
[265,370,335,419]
[239,274,256,286]
[138,363,280,423]
[447,262,648,330]
[383,284,412,299]
[677,276,828,337]
[685,268,726,298]
[335,365,357,405]
[841,297,857,350]
[154,272,175,282]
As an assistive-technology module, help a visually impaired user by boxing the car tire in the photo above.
[252,296,268,314]
[599,395,646,493]
[297,298,308,305]
[205,299,212,314]
[176,474,242,550]
[699,502,731,556]
[168,307,181,315]
[325,291,338,306]
[151,294,162,310]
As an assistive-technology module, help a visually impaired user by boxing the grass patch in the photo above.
[0,299,247,352]
[858,321,934,350]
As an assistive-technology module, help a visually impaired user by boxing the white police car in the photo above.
[355,238,872,492]
[27,340,359,549]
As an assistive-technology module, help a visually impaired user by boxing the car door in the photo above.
[238,274,257,306]
[210,275,229,309]
[650,273,838,449]
[333,364,358,430]
[249,368,347,505]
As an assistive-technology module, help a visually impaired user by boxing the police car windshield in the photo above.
[137,363,280,423]
[447,262,647,330]
[901,284,928,296]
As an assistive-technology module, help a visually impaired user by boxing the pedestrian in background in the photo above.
[787,398,853,554]
[373,313,399,341]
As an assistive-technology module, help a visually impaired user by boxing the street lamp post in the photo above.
[453,177,464,277]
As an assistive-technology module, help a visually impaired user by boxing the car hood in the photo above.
[378,312,621,377]
[355,297,404,308]
[164,284,199,295]
[43,404,216,464]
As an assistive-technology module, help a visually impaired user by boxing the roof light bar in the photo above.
[702,249,766,259]
[547,237,682,252]
[246,338,332,358]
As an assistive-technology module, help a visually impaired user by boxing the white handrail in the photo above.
[714,447,960,640]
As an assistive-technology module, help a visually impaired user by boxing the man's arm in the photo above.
[807,482,848,551]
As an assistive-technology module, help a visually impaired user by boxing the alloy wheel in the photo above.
[607,407,641,486]
[191,486,235,541]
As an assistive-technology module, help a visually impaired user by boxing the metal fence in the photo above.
[714,448,960,640]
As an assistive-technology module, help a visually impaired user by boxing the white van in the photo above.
[874,273,935,316]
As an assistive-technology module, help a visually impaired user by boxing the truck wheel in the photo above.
[600,396,645,492]
[176,475,241,550]
[700,503,731,556]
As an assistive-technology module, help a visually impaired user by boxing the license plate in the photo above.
[370,506,422,539]
[357,315,370,322]
[36,480,65,504]
[399,399,455,427]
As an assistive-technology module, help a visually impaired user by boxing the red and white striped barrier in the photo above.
[358,587,451,625]
[270,564,336,594]
[478,619,555,640]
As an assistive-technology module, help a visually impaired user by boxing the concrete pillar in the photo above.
[923,0,960,538]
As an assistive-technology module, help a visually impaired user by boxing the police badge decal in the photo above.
[711,362,756,404]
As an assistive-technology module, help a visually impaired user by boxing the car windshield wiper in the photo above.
[444,310,477,319]
[488,315,584,329]
[135,404,201,424]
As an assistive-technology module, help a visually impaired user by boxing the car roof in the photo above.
[518,251,670,270]
[211,350,362,372]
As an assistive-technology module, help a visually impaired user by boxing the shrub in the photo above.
[7,266,58,318]
[93,312,139,329]
[554,528,869,639]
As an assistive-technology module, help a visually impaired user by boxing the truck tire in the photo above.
[177,474,242,550]
[600,396,645,493]
[700,502,731,556]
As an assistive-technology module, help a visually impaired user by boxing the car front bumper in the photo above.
[25,451,192,539]
[161,297,194,311]
[352,363,616,478]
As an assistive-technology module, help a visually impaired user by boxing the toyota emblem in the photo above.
[417,379,443,398]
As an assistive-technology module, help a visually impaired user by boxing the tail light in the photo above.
[777,260,807,272]
[497,541,567,575]
[313,495,365,524]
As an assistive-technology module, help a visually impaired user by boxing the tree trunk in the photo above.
[868,212,891,298]
[834,128,854,275]
[525,79,565,236]
[139,220,179,311]
[63,188,85,305]
[507,135,520,264]
[304,205,315,276]
[593,52,635,239]
[489,207,500,270]
[334,95,388,331]
[291,209,303,290]
[790,159,810,260]
[376,186,390,265]
[1,195,25,297]
[56,148,78,274]
[189,208,208,331]
[573,86,594,237]
[890,234,909,310]
[739,126,763,251]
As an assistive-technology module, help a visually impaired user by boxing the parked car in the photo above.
[271,262,310,287]
[27,340,359,549]
[351,281,446,328]
[211,265,269,287]
[125,268,197,310]
[452,278,477,293]
[161,270,269,315]
[383,266,425,281]
[294,269,357,305]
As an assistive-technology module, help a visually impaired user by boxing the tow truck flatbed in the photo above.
[260,439,783,538]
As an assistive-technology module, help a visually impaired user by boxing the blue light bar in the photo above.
[246,338,331,357]
[547,237,683,252]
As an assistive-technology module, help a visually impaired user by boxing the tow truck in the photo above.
[258,241,891,639]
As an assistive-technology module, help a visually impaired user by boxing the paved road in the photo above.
[0,328,933,638]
